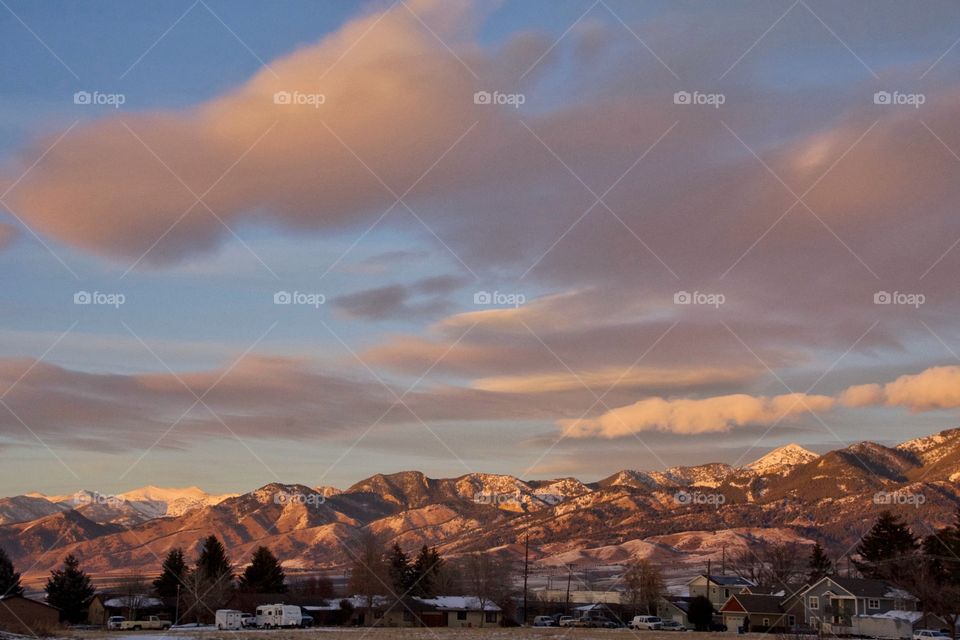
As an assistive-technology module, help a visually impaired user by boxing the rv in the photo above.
[215,609,244,630]
[255,604,302,628]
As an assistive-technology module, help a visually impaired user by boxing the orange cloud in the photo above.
[559,392,835,437]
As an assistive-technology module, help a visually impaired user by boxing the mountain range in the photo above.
[3,428,959,586]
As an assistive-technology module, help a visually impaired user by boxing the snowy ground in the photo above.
[71,630,765,640]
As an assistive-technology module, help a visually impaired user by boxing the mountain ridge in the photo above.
[2,428,959,585]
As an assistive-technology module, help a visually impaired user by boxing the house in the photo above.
[321,595,501,628]
[418,596,501,628]
[656,596,696,627]
[0,595,60,634]
[719,593,791,632]
[852,610,951,639]
[88,593,168,626]
[688,575,755,608]
[573,602,621,623]
[799,577,918,635]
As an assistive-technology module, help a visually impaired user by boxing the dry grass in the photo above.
[71,630,754,640]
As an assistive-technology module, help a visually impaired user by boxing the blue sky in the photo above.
[3,0,960,496]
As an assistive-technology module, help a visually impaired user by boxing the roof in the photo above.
[725,594,784,615]
[0,595,59,611]
[661,596,697,614]
[103,596,165,609]
[813,577,916,600]
[330,595,501,612]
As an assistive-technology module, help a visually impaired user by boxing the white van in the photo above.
[630,615,663,630]
[215,609,244,630]
[255,604,303,628]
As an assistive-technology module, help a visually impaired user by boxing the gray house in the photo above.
[800,577,917,634]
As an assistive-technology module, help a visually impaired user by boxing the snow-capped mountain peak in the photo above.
[744,443,819,474]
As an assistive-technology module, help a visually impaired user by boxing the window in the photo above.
[485,612,497,623]
[789,615,796,627]
[868,599,880,610]
[456,611,467,621]
[763,618,770,627]
[809,596,819,610]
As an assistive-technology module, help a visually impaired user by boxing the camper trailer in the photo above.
[215,609,244,630]
[255,604,302,628]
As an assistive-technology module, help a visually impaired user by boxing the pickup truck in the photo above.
[119,616,171,630]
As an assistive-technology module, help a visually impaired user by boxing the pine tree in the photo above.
[153,548,188,598]
[45,554,95,624]
[688,595,714,631]
[239,547,287,593]
[854,510,919,579]
[0,547,23,597]
[807,542,833,584]
[387,543,412,594]
[410,546,444,597]
[196,535,232,582]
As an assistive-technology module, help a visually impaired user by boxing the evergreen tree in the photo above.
[239,546,287,593]
[410,546,444,597]
[854,511,919,579]
[196,535,232,582]
[153,548,188,598]
[387,543,412,594]
[807,542,833,584]
[45,555,95,624]
[0,546,23,597]
[688,595,714,631]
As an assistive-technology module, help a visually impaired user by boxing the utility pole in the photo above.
[174,584,180,625]
[565,565,572,616]
[523,534,529,626]
[721,545,726,575]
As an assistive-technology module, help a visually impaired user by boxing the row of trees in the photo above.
[346,533,515,626]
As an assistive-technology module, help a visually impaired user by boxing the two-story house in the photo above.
[687,575,756,609]
[800,577,917,634]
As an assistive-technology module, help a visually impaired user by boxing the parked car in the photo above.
[661,620,688,631]
[118,616,171,631]
[914,631,950,640]
[630,615,664,630]
[299,614,314,628]
[577,616,619,628]
[533,616,556,627]
[240,613,256,628]
[708,621,728,632]
[557,616,575,627]
[107,616,125,630]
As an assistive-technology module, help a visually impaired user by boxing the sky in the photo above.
[2,0,960,496]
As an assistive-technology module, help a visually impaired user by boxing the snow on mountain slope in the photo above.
[117,485,237,517]
[744,444,819,474]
